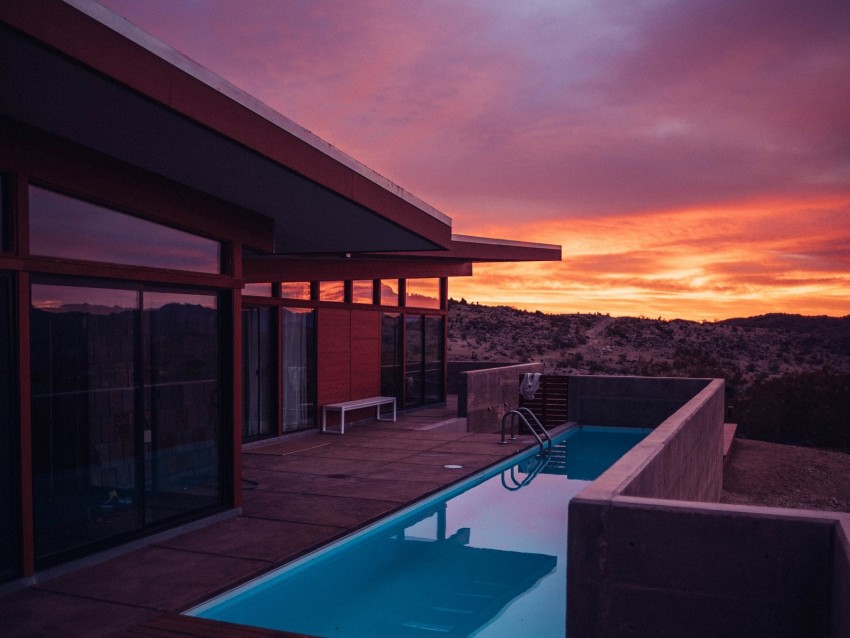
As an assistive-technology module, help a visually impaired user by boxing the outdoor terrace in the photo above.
[0,401,548,637]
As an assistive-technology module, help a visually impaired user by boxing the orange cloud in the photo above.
[451,197,850,320]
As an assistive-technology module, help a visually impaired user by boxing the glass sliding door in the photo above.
[380,313,403,403]
[142,290,221,524]
[31,283,142,561]
[30,280,226,565]
[404,314,445,408]
[242,307,275,441]
[0,273,20,582]
[281,308,316,432]
[424,315,445,403]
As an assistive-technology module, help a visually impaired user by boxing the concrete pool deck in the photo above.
[0,404,549,637]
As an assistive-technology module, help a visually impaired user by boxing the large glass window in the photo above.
[30,280,224,564]
[29,187,221,273]
[406,278,441,310]
[380,313,403,403]
[282,308,316,432]
[242,307,275,441]
[0,273,20,582]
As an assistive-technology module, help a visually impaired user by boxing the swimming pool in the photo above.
[189,426,650,637]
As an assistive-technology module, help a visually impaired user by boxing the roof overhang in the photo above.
[0,0,451,254]
[244,234,559,282]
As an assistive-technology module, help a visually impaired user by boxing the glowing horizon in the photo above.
[97,0,850,321]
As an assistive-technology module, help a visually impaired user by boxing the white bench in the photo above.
[321,396,397,434]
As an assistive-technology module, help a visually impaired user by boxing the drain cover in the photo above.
[443,464,464,469]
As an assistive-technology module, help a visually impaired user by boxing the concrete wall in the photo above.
[833,519,850,638]
[458,362,543,433]
[568,375,711,428]
[567,377,848,638]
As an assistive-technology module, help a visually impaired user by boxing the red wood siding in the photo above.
[317,308,351,407]
[350,310,380,398]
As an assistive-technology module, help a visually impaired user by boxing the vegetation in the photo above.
[448,300,850,451]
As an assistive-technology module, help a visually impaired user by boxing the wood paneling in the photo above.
[350,310,380,398]
[317,308,351,407]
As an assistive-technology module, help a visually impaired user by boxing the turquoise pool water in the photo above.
[190,426,650,637]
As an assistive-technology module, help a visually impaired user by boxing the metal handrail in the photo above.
[500,408,552,457]
[500,454,551,491]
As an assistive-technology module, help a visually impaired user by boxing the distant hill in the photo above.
[448,300,850,450]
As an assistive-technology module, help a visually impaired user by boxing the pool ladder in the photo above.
[500,407,552,457]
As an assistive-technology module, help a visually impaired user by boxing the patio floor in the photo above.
[0,402,542,637]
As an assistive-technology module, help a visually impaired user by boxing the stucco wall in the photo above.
[459,363,544,433]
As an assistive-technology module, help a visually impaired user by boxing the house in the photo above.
[0,0,560,582]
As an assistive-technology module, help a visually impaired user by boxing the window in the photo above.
[243,283,272,297]
[28,186,221,273]
[318,281,344,302]
[351,280,374,304]
[30,280,224,564]
[280,282,311,300]
[380,279,400,306]
[406,278,441,310]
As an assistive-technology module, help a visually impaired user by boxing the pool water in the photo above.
[190,426,650,637]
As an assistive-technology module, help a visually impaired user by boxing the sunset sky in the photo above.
[97,0,850,321]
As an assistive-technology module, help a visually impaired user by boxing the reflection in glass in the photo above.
[0,273,20,582]
[30,281,223,564]
[280,282,311,300]
[29,187,220,273]
[31,284,141,561]
[243,283,272,297]
[351,280,374,304]
[404,315,423,407]
[319,281,344,302]
[282,308,316,431]
[242,307,275,440]
[380,313,403,402]
[404,315,444,407]
[143,290,220,524]
[380,280,399,306]
[406,278,441,309]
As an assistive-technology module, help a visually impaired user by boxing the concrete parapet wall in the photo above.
[459,362,544,433]
[568,375,710,427]
[569,499,837,638]
[567,376,847,638]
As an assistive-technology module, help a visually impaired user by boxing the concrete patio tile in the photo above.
[154,517,341,565]
[301,445,417,462]
[342,437,445,451]
[380,430,478,441]
[429,439,526,456]
[363,461,483,483]
[241,490,400,528]
[252,455,388,477]
[0,588,159,638]
[36,546,268,612]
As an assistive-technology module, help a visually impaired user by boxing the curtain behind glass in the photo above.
[282,308,315,431]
